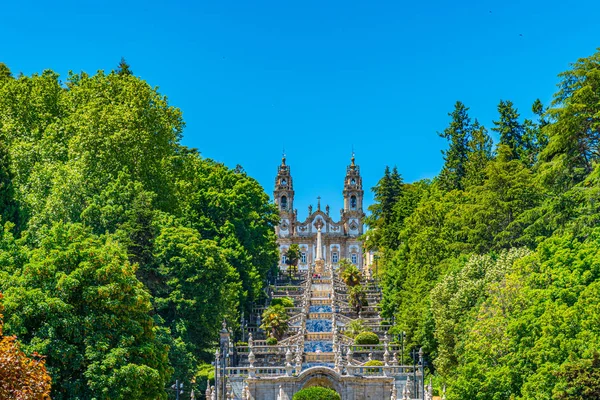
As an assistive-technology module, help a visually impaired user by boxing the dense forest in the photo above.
[366,49,600,399]
[0,61,279,398]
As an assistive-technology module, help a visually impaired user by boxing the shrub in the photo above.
[292,387,341,400]
[354,332,380,345]
[266,336,278,345]
[364,359,383,373]
[271,296,295,308]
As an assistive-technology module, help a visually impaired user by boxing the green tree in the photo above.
[439,101,472,191]
[492,100,525,160]
[1,223,171,399]
[285,243,300,276]
[539,49,600,192]
[260,304,289,339]
[553,353,600,400]
[116,57,133,76]
[341,264,362,287]
[463,121,493,188]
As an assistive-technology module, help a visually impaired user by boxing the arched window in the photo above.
[281,178,287,186]
[281,195,288,210]
[351,178,356,185]
[350,195,357,210]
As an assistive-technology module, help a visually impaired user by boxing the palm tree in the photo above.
[260,304,289,339]
[341,264,362,287]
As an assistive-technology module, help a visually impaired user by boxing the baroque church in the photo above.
[274,155,365,272]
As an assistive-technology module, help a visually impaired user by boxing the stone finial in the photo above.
[205,385,212,400]
[390,384,397,400]
[308,205,313,214]
[346,346,353,365]
[248,333,254,348]
[241,385,248,400]
[384,335,390,366]
[392,352,399,366]
[211,386,216,400]
[402,384,409,400]
[277,385,285,400]
[425,377,433,400]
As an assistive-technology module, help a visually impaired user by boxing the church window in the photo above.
[351,178,356,185]
[281,178,287,186]
[351,253,357,264]
[332,252,339,263]
[281,195,287,210]
[282,255,287,265]
[350,195,357,209]
[301,252,306,263]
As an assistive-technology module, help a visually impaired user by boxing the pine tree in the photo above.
[492,100,524,161]
[439,101,472,191]
[463,120,493,188]
[0,63,12,81]
[539,50,600,191]
[116,57,133,76]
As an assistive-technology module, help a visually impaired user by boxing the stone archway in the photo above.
[302,376,336,390]
[296,366,342,396]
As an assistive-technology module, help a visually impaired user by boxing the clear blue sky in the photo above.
[2,0,599,219]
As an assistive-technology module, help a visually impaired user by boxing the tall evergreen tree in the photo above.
[439,101,472,191]
[0,63,12,81]
[463,120,493,188]
[116,57,133,76]
[492,100,524,161]
[540,50,600,191]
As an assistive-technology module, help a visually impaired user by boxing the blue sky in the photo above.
[2,0,599,219]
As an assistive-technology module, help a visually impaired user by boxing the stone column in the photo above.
[315,220,325,275]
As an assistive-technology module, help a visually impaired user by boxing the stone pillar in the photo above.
[315,221,325,274]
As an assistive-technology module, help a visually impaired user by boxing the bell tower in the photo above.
[274,155,295,238]
[342,153,364,236]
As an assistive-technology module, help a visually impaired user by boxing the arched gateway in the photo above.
[297,367,342,393]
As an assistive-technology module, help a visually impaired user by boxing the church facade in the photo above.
[274,156,365,272]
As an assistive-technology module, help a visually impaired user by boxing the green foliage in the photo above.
[367,48,600,399]
[292,386,341,400]
[2,222,171,399]
[364,359,384,373]
[354,332,380,345]
[344,319,369,338]
[261,305,289,339]
[265,336,278,346]
[492,99,525,161]
[553,353,600,400]
[430,249,531,377]
[0,67,278,398]
[271,296,294,308]
[341,264,362,287]
[539,50,600,191]
[286,243,300,275]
